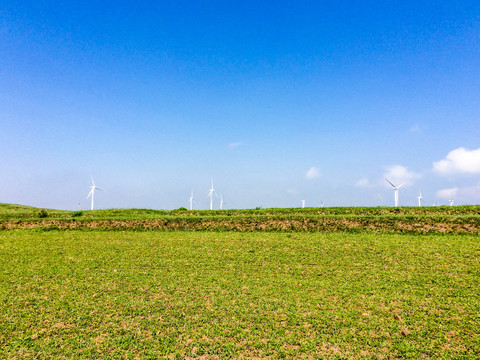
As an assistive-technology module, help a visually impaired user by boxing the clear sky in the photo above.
[1,1,480,210]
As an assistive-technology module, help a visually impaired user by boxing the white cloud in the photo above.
[433,147,480,175]
[456,181,480,204]
[432,182,480,204]
[355,177,371,188]
[305,166,321,179]
[409,124,421,133]
[436,187,458,199]
[228,141,242,149]
[383,165,421,187]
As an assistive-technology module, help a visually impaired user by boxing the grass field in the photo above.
[1,230,479,359]
[1,203,480,234]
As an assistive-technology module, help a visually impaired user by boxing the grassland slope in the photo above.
[1,203,479,234]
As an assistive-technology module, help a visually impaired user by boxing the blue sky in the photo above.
[1,1,479,210]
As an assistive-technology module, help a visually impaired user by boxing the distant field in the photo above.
[1,230,479,359]
[1,203,480,234]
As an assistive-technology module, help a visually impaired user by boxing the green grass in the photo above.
[1,230,479,358]
[2,202,480,220]
[1,203,479,234]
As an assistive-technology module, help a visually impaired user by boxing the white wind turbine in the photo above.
[219,194,224,210]
[449,199,454,206]
[87,177,103,210]
[189,189,194,210]
[301,200,305,208]
[385,178,404,207]
[417,192,423,207]
[207,178,217,210]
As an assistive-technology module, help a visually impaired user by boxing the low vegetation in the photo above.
[1,231,479,358]
[1,203,480,234]
[0,203,479,358]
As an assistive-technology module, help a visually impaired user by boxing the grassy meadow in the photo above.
[1,229,479,359]
[1,203,480,234]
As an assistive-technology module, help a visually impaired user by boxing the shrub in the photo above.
[38,210,48,218]
[72,211,83,218]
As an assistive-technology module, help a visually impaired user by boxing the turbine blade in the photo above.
[397,183,405,189]
[385,178,395,188]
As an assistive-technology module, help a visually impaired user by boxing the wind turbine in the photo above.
[417,192,423,207]
[189,189,194,210]
[449,199,454,206]
[301,200,305,208]
[219,194,224,210]
[385,178,404,207]
[87,177,102,210]
[207,178,217,210]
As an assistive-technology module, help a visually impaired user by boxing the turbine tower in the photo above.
[449,199,454,206]
[189,189,194,210]
[417,192,423,207]
[301,200,305,208]
[219,195,224,210]
[207,178,217,210]
[87,177,103,210]
[385,178,404,207]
